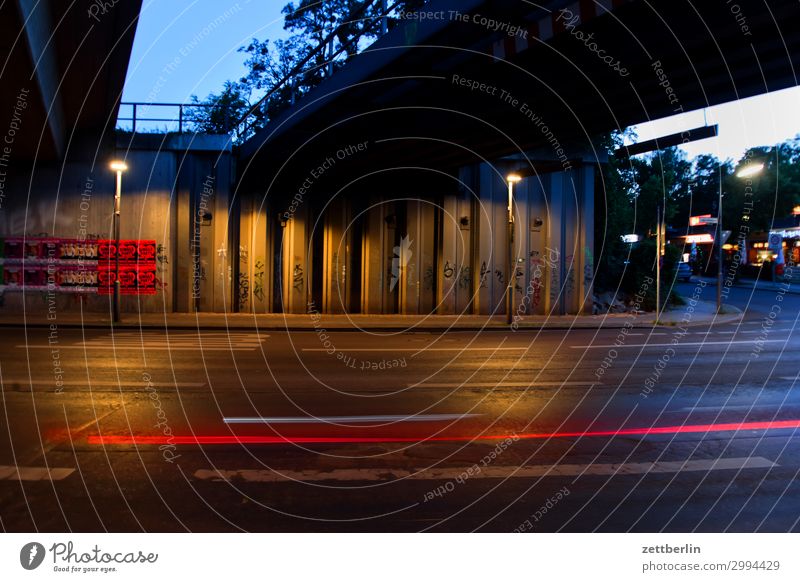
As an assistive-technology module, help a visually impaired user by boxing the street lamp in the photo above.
[110,160,127,323]
[716,160,765,312]
[506,173,522,325]
[736,162,764,178]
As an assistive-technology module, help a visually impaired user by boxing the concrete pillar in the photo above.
[250,194,271,313]
[401,199,437,314]
[522,176,550,316]
[281,205,309,314]
[440,167,475,315]
[361,196,390,314]
[237,194,254,312]
[322,197,351,314]
[175,155,192,312]
[578,164,595,314]
[212,159,233,313]
[547,172,565,315]
[476,164,500,315]
[562,168,579,314]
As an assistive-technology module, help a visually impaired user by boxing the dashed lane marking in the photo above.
[571,339,787,349]
[0,465,75,481]
[223,414,480,424]
[193,457,777,483]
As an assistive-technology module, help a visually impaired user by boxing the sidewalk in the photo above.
[0,300,742,331]
[696,275,800,295]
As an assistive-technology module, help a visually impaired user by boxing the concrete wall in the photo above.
[235,157,596,317]
[0,137,593,317]
[0,133,234,314]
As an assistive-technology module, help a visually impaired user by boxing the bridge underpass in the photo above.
[229,0,799,317]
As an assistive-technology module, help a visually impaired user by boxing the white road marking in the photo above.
[3,380,206,387]
[0,465,75,481]
[302,347,528,352]
[410,381,596,388]
[571,339,787,349]
[223,413,480,424]
[679,404,790,412]
[193,457,777,483]
[20,346,261,351]
[19,333,269,351]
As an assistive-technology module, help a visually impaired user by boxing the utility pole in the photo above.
[655,204,661,322]
[506,179,515,325]
[717,172,724,313]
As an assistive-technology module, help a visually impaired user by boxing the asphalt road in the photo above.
[2,280,800,532]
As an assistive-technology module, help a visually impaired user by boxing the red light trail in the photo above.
[86,418,800,446]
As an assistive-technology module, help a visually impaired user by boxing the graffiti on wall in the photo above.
[253,258,265,303]
[479,261,489,289]
[293,263,304,293]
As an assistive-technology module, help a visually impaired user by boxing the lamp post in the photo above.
[716,176,723,314]
[735,161,765,281]
[714,161,765,313]
[506,173,522,325]
[110,160,128,323]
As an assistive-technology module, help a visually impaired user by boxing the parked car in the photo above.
[676,261,692,282]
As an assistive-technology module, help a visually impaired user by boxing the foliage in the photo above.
[621,240,680,311]
[192,0,416,138]
[594,133,800,309]
[186,81,251,138]
[593,131,636,293]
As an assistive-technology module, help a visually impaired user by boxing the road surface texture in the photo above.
[2,281,800,532]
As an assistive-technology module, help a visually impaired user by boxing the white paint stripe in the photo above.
[571,339,787,349]
[194,457,776,483]
[5,380,206,387]
[20,346,260,351]
[0,465,75,481]
[82,341,265,345]
[679,404,790,412]
[411,381,595,388]
[223,414,479,424]
[92,331,270,341]
[302,347,528,352]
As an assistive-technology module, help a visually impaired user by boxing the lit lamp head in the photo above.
[736,162,764,178]
[507,173,522,184]
[110,160,128,173]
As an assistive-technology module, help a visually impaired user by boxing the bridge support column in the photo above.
[361,197,393,314]
[439,168,476,315]
[281,205,309,314]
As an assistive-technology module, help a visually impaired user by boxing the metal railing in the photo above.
[116,102,220,134]
[234,0,406,139]
[117,0,412,140]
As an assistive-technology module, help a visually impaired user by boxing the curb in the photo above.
[0,315,744,332]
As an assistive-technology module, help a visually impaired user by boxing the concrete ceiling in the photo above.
[0,0,142,162]
[238,0,799,195]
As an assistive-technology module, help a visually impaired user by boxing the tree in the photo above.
[191,0,425,140]
[724,139,800,232]
[283,0,380,61]
[672,154,733,231]
[187,81,251,138]
[594,131,636,292]
[629,147,692,236]
[238,35,311,125]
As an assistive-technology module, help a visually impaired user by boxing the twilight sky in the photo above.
[121,0,800,161]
